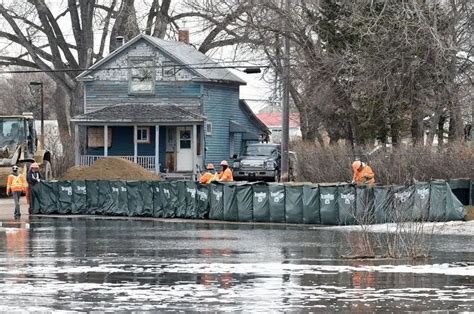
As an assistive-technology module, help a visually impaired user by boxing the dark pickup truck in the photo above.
[232,143,298,182]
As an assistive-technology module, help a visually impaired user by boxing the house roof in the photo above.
[239,100,270,135]
[71,103,206,124]
[256,112,300,128]
[76,34,246,85]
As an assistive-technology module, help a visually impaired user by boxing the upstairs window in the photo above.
[162,61,178,78]
[137,127,150,144]
[129,58,155,94]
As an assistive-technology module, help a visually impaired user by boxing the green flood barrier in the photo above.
[31,179,467,225]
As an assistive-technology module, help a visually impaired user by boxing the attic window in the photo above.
[129,58,155,94]
[162,61,177,78]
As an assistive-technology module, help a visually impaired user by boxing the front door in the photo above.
[176,126,193,171]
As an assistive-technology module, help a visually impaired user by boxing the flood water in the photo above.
[0,216,473,312]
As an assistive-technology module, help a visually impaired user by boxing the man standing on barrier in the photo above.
[6,165,26,220]
[26,163,42,214]
[351,160,375,185]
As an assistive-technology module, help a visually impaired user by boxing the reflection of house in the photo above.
[256,112,301,143]
[72,33,268,176]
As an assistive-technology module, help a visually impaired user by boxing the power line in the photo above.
[0,61,270,75]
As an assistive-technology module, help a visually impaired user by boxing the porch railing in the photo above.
[80,155,157,171]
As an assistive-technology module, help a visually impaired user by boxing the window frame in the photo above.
[136,127,151,144]
[128,57,156,95]
[205,122,212,136]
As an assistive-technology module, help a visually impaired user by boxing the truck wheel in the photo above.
[41,160,52,180]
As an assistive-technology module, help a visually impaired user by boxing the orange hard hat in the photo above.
[352,160,362,171]
[207,163,214,170]
[31,162,39,169]
[220,160,228,166]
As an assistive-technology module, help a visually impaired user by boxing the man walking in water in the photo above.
[7,165,26,219]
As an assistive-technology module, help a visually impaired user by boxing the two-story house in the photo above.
[72,33,268,178]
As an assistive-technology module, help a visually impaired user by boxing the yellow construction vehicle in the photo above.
[0,112,52,192]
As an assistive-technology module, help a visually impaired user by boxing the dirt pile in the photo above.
[62,157,160,181]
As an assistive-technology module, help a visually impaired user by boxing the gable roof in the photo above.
[71,103,205,124]
[76,34,246,85]
[239,100,270,135]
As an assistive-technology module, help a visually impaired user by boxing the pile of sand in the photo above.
[61,157,161,181]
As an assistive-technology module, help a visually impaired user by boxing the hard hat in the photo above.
[31,162,39,169]
[207,163,214,170]
[352,160,362,171]
[220,160,228,166]
[12,165,18,171]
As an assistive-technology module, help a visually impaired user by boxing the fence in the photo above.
[29,180,468,225]
[80,155,156,171]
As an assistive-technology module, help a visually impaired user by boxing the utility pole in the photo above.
[30,81,44,150]
[280,0,290,182]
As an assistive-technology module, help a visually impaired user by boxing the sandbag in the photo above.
[141,181,154,217]
[98,180,115,215]
[71,180,87,214]
[127,181,145,217]
[152,181,163,217]
[392,185,414,222]
[445,182,466,221]
[39,181,59,214]
[30,183,42,214]
[85,180,99,215]
[109,180,128,216]
[285,185,303,224]
[337,184,356,225]
[185,181,197,219]
[253,184,270,222]
[196,184,210,219]
[429,181,447,222]
[413,182,430,221]
[269,184,285,223]
[373,186,392,224]
[175,181,187,218]
[223,183,239,221]
[236,184,253,222]
[448,179,471,206]
[209,183,224,220]
[355,185,375,224]
[159,181,175,218]
[303,185,320,224]
[57,180,73,214]
[319,185,338,225]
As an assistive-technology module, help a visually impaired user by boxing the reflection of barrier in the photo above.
[31,180,467,224]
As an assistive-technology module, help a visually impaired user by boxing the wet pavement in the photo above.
[0,197,473,311]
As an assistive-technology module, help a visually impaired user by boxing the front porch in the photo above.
[71,104,205,179]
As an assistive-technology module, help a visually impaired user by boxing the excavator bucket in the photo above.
[0,167,11,193]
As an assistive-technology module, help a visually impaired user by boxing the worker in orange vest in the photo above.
[218,160,233,182]
[7,165,27,219]
[352,160,375,185]
[199,163,218,184]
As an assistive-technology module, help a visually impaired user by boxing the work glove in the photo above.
[6,192,9,196]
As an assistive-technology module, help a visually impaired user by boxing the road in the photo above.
[0,196,473,311]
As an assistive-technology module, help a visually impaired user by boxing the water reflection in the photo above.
[0,217,471,311]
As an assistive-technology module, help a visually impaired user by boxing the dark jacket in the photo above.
[27,169,42,186]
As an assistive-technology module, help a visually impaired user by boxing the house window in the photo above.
[205,122,212,135]
[162,61,177,78]
[137,127,150,143]
[87,127,112,148]
[179,129,191,149]
[129,58,155,94]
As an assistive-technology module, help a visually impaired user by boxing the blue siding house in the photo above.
[72,34,268,177]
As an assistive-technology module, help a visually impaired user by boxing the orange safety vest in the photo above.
[7,174,26,193]
[219,168,233,182]
[353,165,375,185]
[199,172,217,184]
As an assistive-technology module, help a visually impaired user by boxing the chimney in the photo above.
[116,36,125,47]
[178,30,189,44]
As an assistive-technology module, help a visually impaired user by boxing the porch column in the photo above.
[74,124,79,166]
[192,124,197,180]
[104,124,108,157]
[155,125,160,174]
[133,125,138,163]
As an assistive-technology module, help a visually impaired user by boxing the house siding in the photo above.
[202,84,261,166]
[84,81,202,112]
